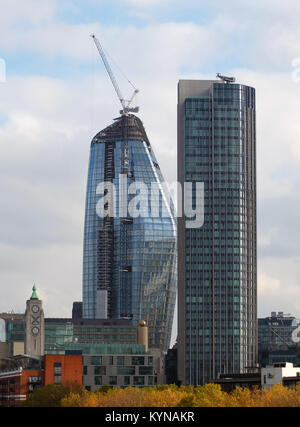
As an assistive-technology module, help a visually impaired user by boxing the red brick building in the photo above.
[0,354,82,407]
[0,368,43,407]
[44,354,82,386]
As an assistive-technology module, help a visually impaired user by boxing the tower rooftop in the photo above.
[92,114,150,146]
[30,284,38,300]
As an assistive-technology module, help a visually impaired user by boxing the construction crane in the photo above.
[91,34,139,116]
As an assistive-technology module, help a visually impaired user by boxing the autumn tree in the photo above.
[20,382,83,407]
[32,382,300,408]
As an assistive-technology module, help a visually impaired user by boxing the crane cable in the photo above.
[102,46,138,94]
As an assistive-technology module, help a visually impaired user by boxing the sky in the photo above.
[1,0,300,337]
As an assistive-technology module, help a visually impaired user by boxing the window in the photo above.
[132,357,145,366]
[54,362,62,384]
[148,376,154,386]
[95,376,102,386]
[109,376,117,386]
[117,356,125,366]
[94,366,106,375]
[117,366,135,375]
[91,356,102,365]
[139,366,153,375]
[124,376,130,386]
[133,376,145,386]
[29,376,42,383]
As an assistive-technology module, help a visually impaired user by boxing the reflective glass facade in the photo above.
[73,325,137,344]
[178,80,257,385]
[0,314,25,342]
[44,321,74,354]
[83,114,176,351]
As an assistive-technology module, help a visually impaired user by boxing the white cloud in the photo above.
[258,258,300,317]
[120,0,167,5]
[0,242,82,316]
[1,0,300,323]
[0,0,56,25]
[258,271,281,296]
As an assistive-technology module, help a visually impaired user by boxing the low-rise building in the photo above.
[44,354,82,386]
[1,299,146,357]
[82,349,157,390]
[0,288,164,406]
[214,363,300,392]
[0,367,43,407]
[261,362,300,390]
[64,340,163,390]
[0,354,82,407]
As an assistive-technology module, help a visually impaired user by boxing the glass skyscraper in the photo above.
[177,79,257,385]
[82,114,177,352]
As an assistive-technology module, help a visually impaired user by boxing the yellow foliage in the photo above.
[60,383,300,408]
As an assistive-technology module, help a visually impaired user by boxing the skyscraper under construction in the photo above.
[82,113,177,352]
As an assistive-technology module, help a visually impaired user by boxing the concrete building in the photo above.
[81,347,159,390]
[214,362,300,392]
[63,322,163,391]
[177,78,257,385]
[261,363,300,390]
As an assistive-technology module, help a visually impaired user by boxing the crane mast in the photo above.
[91,34,139,116]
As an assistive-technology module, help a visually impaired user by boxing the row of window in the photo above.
[91,375,155,387]
[83,365,154,376]
[89,356,153,366]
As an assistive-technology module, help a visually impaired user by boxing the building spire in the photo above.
[30,284,38,300]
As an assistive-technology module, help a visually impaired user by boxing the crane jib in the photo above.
[91,34,139,115]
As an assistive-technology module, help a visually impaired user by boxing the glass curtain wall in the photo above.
[83,115,177,351]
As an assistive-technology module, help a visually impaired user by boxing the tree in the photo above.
[20,382,83,407]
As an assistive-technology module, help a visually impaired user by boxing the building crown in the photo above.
[30,284,38,300]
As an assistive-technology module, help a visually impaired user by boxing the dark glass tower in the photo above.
[82,114,177,351]
[177,80,257,385]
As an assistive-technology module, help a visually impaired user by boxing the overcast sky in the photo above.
[1,0,300,337]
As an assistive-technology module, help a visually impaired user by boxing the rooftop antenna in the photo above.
[91,34,139,116]
[216,73,236,84]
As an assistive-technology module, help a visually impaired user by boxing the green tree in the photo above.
[20,382,82,407]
